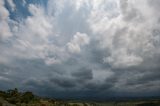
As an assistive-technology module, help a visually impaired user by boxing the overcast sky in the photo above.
[0,0,160,99]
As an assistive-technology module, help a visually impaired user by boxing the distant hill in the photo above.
[0,88,160,106]
[0,88,68,106]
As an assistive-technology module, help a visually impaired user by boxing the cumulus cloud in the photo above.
[104,48,143,68]
[0,0,160,99]
[0,0,12,40]
[67,32,90,53]
[88,0,159,69]
[26,4,53,39]
[6,0,16,11]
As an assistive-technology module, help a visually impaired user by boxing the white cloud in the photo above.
[10,4,53,60]
[92,69,114,84]
[0,4,60,65]
[26,4,53,38]
[88,0,159,68]
[67,32,90,53]
[0,3,75,65]
[0,0,12,40]
[104,48,143,68]
[6,0,16,11]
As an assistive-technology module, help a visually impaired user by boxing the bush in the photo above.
[137,102,158,106]
[21,91,34,103]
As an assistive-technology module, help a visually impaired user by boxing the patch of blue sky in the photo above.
[5,0,48,22]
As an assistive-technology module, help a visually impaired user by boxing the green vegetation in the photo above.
[0,88,39,105]
[0,88,160,106]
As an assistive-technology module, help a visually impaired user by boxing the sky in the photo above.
[0,0,160,100]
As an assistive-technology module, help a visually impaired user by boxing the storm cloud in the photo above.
[0,0,160,99]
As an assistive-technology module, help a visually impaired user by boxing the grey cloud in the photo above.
[67,32,90,53]
[125,72,160,86]
[147,0,160,10]
[71,68,93,81]
[50,77,76,88]
[119,0,141,22]
[84,76,117,92]
[6,0,16,11]
[0,0,12,40]
[0,0,160,99]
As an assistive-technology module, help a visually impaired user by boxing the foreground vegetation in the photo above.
[0,88,160,106]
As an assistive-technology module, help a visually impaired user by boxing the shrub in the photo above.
[21,91,34,103]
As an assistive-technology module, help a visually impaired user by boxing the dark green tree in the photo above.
[21,91,34,103]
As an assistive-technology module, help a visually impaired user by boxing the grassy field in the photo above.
[1,97,160,106]
[68,100,160,106]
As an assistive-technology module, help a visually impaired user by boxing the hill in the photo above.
[0,88,160,106]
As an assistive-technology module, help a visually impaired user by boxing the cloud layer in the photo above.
[0,0,160,99]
